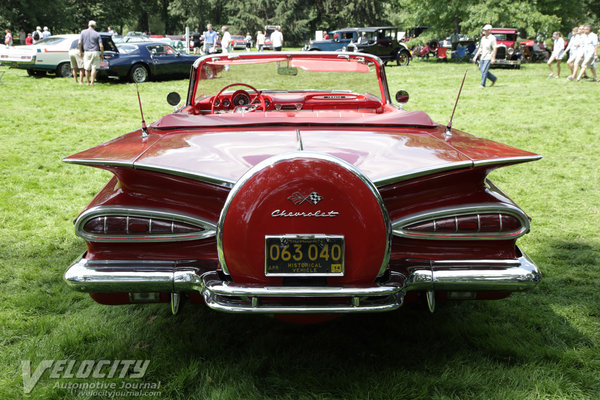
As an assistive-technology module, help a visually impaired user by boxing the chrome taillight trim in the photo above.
[217,151,392,277]
[75,206,217,242]
[391,202,530,240]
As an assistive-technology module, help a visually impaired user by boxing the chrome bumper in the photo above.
[64,249,540,314]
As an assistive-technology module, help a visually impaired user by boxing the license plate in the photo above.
[265,235,345,276]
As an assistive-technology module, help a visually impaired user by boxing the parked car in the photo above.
[63,51,541,323]
[0,33,117,77]
[519,39,551,62]
[486,28,522,68]
[303,27,412,66]
[99,42,200,83]
[230,35,247,50]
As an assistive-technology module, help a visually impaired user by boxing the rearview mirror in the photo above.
[277,66,298,76]
[395,90,409,106]
[167,92,181,107]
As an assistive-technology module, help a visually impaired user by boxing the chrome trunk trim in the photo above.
[216,152,392,277]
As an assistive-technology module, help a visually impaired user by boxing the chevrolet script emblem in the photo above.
[288,192,323,205]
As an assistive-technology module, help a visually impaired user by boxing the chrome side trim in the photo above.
[374,155,542,188]
[132,163,236,188]
[373,161,473,187]
[473,155,542,167]
[391,202,530,240]
[63,158,237,189]
[75,206,217,243]
[217,151,391,277]
[201,271,404,314]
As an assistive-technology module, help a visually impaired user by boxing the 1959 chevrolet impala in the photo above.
[63,51,541,322]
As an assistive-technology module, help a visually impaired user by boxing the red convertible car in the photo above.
[64,52,541,321]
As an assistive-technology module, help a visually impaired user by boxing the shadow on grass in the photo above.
[20,239,597,398]
[119,280,593,397]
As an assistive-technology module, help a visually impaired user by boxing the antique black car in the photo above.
[303,27,412,66]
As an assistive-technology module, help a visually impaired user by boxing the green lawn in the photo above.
[0,61,598,400]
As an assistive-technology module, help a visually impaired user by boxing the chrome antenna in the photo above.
[136,83,149,138]
[296,129,304,151]
[445,70,468,138]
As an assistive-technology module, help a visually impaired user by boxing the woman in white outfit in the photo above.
[547,32,565,78]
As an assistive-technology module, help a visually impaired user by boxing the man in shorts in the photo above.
[69,38,84,84]
[576,25,598,81]
[79,20,104,86]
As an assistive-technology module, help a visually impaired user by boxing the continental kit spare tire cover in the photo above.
[217,152,391,285]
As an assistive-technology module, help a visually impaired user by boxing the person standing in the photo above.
[270,27,283,51]
[42,26,51,39]
[25,33,33,45]
[221,26,231,54]
[32,26,42,43]
[202,24,217,54]
[69,38,84,84]
[245,32,252,52]
[547,32,565,78]
[270,26,283,51]
[567,26,584,80]
[19,28,26,45]
[472,24,497,88]
[576,25,598,81]
[79,20,104,86]
[256,31,265,52]
[192,28,202,54]
[4,29,13,46]
[450,29,460,51]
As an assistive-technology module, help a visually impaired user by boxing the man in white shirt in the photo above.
[576,25,598,81]
[270,27,283,51]
[472,24,497,88]
[256,31,265,52]
[221,26,231,54]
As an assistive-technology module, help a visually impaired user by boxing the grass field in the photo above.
[0,60,599,400]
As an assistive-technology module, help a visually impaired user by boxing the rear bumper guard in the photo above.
[64,248,540,314]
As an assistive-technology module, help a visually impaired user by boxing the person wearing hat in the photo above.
[32,26,42,44]
[472,24,498,88]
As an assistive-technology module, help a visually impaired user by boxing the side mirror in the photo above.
[395,90,409,106]
[167,92,181,109]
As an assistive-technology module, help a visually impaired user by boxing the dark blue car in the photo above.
[99,42,201,83]
[303,27,412,66]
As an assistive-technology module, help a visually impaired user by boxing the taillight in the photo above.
[392,203,529,240]
[76,207,216,242]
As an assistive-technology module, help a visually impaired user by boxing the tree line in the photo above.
[2,0,598,45]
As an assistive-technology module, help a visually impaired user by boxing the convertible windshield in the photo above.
[192,53,384,103]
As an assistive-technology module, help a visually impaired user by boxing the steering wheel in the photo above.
[210,83,266,114]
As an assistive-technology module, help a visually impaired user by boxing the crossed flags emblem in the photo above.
[288,192,323,205]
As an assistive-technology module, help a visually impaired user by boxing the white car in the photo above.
[0,34,117,77]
